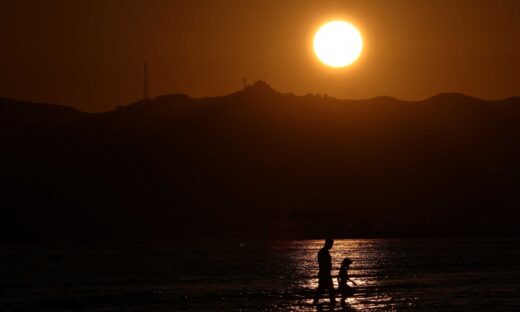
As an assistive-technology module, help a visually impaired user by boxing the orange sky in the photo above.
[0,0,519,111]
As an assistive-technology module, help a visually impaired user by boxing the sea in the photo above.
[1,239,520,311]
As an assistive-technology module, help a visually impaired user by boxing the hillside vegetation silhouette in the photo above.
[2,81,520,239]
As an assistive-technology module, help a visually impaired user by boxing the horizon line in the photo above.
[1,81,519,114]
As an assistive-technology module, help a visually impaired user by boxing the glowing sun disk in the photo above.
[313,21,363,68]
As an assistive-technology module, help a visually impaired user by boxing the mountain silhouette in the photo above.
[2,81,520,239]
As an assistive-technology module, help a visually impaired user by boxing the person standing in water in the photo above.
[338,258,356,305]
[313,238,335,305]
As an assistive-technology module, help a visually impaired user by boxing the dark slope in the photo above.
[2,82,520,239]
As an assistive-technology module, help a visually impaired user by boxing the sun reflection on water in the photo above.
[279,239,401,311]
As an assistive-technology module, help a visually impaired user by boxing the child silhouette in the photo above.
[338,258,356,304]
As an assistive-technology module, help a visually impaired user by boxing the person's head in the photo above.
[324,238,334,250]
[342,258,352,267]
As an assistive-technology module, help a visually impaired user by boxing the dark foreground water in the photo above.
[1,239,520,311]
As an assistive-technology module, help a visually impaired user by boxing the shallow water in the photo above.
[1,239,520,311]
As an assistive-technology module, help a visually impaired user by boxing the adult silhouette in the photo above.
[313,238,335,305]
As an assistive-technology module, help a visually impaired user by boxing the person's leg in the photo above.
[327,278,335,304]
[314,279,324,304]
[340,285,348,304]
[340,290,346,304]
[314,287,323,304]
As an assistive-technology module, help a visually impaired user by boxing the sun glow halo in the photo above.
[313,21,363,68]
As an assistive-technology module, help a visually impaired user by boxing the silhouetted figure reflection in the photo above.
[313,238,335,305]
[338,258,356,305]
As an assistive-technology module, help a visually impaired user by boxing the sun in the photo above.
[313,20,363,68]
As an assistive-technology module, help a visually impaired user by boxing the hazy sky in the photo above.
[1,0,519,111]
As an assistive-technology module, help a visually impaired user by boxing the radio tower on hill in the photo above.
[143,62,151,104]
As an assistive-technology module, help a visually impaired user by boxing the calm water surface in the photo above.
[1,239,520,311]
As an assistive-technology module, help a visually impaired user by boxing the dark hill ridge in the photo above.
[2,82,520,239]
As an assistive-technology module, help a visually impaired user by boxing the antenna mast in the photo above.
[143,62,151,104]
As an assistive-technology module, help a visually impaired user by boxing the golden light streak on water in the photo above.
[279,239,401,310]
